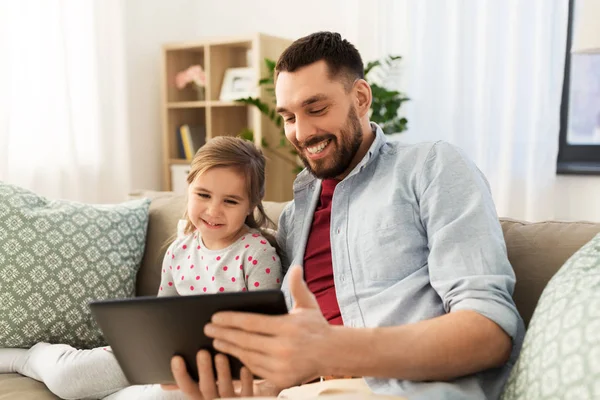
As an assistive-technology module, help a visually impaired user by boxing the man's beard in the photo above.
[296,107,363,179]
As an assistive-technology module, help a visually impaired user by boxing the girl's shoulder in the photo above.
[233,229,277,254]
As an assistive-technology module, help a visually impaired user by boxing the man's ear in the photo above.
[354,79,372,118]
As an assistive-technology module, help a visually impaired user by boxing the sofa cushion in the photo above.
[133,191,186,297]
[501,232,600,399]
[500,219,600,327]
[0,182,150,349]
[0,374,58,400]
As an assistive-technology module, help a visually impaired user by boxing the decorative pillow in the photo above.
[501,232,600,400]
[0,182,151,349]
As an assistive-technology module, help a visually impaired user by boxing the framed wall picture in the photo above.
[557,0,600,174]
[219,67,257,101]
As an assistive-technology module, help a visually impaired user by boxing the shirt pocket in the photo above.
[357,204,426,281]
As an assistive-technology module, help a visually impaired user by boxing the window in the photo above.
[557,0,600,175]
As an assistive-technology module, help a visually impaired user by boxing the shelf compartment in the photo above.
[164,46,206,103]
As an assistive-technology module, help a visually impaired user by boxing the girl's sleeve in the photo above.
[245,242,283,291]
[157,241,179,297]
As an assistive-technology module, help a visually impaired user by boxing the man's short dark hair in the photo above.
[275,31,364,91]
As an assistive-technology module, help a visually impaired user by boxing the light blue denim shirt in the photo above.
[278,123,525,400]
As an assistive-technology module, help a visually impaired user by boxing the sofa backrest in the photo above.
[499,218,600,327]
[135,192,600,329]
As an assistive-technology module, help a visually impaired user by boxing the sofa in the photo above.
[1,191,599,399]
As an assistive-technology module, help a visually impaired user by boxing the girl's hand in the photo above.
[161,350,279,399]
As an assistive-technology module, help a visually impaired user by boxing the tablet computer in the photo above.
[89,290,288,385]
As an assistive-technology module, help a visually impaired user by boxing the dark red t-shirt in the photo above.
[303,179,343,325]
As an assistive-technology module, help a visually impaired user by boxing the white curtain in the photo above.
[0,0,130,203]
[361,0,569,222]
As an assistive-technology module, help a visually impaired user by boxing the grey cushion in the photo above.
[502,233,600,399]
[0,182,150,348]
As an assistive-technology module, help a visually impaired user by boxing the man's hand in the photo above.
[161,350,254,399]
[205,265,332,389]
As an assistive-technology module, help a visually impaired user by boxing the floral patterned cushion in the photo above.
[502,233,600,399]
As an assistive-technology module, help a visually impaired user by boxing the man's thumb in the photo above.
[288,265,319,310]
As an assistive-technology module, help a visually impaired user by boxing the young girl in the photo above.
[0,136,283,400]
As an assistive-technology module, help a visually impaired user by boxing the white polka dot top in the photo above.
[158,221,282,296]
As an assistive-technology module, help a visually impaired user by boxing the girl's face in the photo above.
[187,167,252,250]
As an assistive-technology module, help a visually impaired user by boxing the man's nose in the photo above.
[295,117,316,145]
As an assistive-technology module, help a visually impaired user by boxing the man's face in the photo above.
[275,60,363,179]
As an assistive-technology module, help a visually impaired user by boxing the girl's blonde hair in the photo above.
[181,136,280,254]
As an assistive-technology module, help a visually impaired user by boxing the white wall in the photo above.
[121,0,204,192]
[120,0,600,222]
[555,176,600,222]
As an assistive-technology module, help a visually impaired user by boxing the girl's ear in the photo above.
[248,206,256,216]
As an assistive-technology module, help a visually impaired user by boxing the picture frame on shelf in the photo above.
[219,67,257,101]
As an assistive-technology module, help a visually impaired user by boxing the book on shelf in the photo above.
[178,124,206,161]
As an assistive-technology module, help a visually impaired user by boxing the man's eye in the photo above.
[284,116,295,123]
[310,107,326,115]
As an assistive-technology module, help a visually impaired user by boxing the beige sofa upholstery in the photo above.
[2,192,599,398]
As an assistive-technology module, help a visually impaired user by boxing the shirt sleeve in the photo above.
[418,142,524,350]
[245,239,283,291]
[157,241,179,297]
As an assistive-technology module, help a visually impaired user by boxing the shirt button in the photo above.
[337,227,341,234]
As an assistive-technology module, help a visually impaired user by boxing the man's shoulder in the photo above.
[383,139,460,159]
[379,140,472,172]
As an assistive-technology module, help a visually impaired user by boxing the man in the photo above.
[167,31,524,399]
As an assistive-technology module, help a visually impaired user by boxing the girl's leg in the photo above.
[0,348,27,374]
[14,342,129,400]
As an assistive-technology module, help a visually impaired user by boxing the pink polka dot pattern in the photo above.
[160,229,282,297]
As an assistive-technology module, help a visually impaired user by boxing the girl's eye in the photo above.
[225,200,238,205]
[197,193,209,199]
